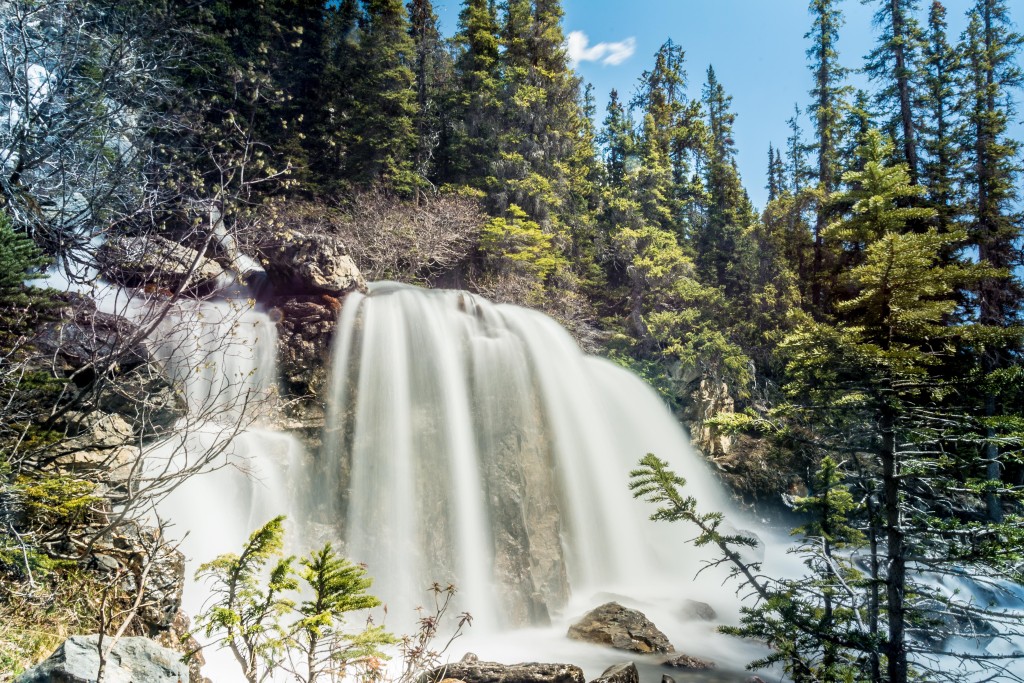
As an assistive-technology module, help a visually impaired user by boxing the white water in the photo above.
[323,284,738,640]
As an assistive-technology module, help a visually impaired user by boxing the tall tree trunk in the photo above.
[880,405,907,683]
[890,0,919,182]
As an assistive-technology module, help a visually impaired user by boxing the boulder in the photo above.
[257,230,366,296]
[567,602,673,654]
[423,661,585,683]
[33,294,186,433]
[53,411,139,485]
[679,599,716,622]
[99,235,224,294]
[15,634,188,683]
[590,662,638,683]
[662,653,716,671]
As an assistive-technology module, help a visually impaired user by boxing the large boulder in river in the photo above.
[590,663,639,683]
[15,634,188,683]
[568,602,674,654]
[257,229,366,296]
[423,661,585,683]
[99,234,224,294]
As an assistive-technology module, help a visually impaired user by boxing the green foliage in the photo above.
[15,476,100,530]
[480,205,567,283]
[0,211,50,314]
[196,518,395,683]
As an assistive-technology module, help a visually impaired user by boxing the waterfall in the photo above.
[324,283,730,632]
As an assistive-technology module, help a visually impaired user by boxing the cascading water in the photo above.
[323,283,734,634]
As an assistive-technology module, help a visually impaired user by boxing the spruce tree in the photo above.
[806,0,850,309]
[864,0,926,180]
[408,0,453,186]
[959,0,1023,520]
[599,89,636,185]
[443,0,501,184]
[920,0,963,235]
[348,0,419,192]
[315,0,364,191]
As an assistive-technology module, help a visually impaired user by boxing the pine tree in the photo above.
[864,0,926,180]
[348,0,419,192]
[786,104,813,194]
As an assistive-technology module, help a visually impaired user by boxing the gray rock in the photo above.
[662,653,716,671]
[257,230,366,296]
[15,634,188,683]
[423,661,585,683]
[660,675,674,683]
[99,235,224,294]
[590,662,638,683]
[679,599,716,622]
[567,602,674,654]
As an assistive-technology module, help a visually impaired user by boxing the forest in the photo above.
[0,0,1023,682]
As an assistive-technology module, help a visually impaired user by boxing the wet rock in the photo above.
[257,229,366,296]
[662,653,716,671]
[590,662,638,683]
[679,599,716,622]
[423,661,585,683]
[15,634,187,683]
[461,653,480,663]
[33,295,186,434]
[660,675,674,683]
[99,234,224,294]
[269,294,344,424]
[567,602,673,654]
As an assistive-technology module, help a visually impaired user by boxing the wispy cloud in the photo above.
[566,31,636,67]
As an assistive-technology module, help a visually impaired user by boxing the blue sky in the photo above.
[432,0,1021,210]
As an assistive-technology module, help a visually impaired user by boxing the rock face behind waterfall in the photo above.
[256,225,368,426]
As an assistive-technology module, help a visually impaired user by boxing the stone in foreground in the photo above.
[423,661,585,683]
[16,634,187,683]
[589,662,638,683]
[567,602,674,654]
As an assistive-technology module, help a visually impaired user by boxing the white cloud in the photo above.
[566,31,636,67]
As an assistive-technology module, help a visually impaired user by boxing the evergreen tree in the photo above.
[443,0,501,184]
[959,0,1023,520]
[786,104,814,194]
[348,0,419,192]
[698,66,757,297]
[599,89,636,185]
[920,0,964,235]
[864,0,926,180]
[315,0,364,192]
[806,0,850,308]
[408,0,453,186]
[766,143,786,202]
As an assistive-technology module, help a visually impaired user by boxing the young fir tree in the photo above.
[863,0,926,180]
[806,0,850,309]
[348,0,419,192]
[958,0,1024,521]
